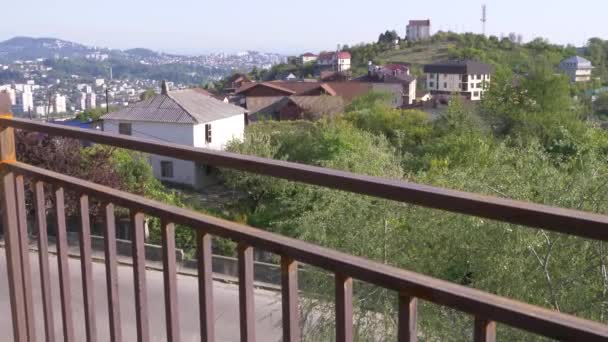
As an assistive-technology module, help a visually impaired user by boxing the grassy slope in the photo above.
[377,42,455,66]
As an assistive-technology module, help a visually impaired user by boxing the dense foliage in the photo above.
[221,63,608,340]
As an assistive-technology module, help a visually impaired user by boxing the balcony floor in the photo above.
[0,249,283,341]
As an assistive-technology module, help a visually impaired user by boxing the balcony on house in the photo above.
[1,115,608,342]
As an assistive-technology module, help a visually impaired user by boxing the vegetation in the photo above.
[76,106,115,122]
[219,60,608,340]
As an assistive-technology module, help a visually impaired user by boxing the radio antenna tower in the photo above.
[481,4,487,36]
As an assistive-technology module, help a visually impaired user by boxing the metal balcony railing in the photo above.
[1,116,608,341]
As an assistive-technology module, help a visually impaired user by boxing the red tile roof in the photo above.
[302,52,317,57]
[337,51,351,59]
[384,63,410,72]
[236,81,375,103]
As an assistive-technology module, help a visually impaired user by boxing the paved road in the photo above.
[0,250,283,341]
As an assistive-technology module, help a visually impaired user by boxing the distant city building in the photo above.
[13,88,34,114]
[54,94,67,113]
[423,60,493,101]
[34,105,46,116]
[80,92,97,110]
[407,19,431,42]
[300,53,318,64]
[95,78,105,87]
[559,56,593,83]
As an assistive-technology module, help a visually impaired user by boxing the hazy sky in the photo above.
[0,0,605,54]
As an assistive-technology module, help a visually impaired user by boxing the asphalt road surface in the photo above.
[0,250,283,341]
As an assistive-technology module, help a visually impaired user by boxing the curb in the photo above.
[0,241,281,292]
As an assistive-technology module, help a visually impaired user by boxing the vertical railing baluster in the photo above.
[33,181,55,342]
[335,274,353,342]
[161,220,181,342]
[103,203,122,342]
[0,113,28,342]
[1,169,27,342]
[55,186,75,342]
[474,317,496,342]
[14,175,36,341]
[131,211,150,342]
[238,243,255,342]
[398,295,417,342]
[281,256,299,342]
[79,194,97,342]
[197,231,214,342]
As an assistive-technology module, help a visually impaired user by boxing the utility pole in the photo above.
[481,4,487,36]
[105,88,110,114]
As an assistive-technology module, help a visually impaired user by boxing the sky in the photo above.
[0,0,606,55]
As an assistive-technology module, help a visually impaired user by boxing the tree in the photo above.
[139,88,156,101]
[76,106,114,122]
[594,92,608,115]
[378,30,399,45]
[481,58,585,149]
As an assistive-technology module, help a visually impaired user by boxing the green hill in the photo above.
[377,41,454,66]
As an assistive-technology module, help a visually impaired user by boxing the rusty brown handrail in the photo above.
[5,161,608,341]
[2,117,608,241]
[3,117,608,342]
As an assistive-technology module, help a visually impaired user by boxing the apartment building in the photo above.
[423,60,493,101]
[559,56,593,83]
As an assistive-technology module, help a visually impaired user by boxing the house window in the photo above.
[443,82,448,89]
[118,123,132,135]
[161,161,174,178]
[205,124,212,143]
[429,82,434,88]
[473,91,480,97]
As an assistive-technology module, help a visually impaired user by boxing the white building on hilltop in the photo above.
[559,56,593,83]
[102,82,248,189]
[407,20,431,42]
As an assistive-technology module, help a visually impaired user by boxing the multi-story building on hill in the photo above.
[407,19,431,42]
[423,60,493,101]
[358,62,417,105]
[559,56,593,83]
[317,51,351,72]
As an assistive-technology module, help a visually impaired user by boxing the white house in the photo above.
[317,51,351,72]
[423,60,493,101]
[300,53,318,64]
[406,20,431,42]
[559,56,593,83]
[102,83,248,189]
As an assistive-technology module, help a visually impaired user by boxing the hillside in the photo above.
[0,36,105,61]
[377,41,454,66]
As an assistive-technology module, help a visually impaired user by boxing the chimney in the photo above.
[161,80,169,95]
